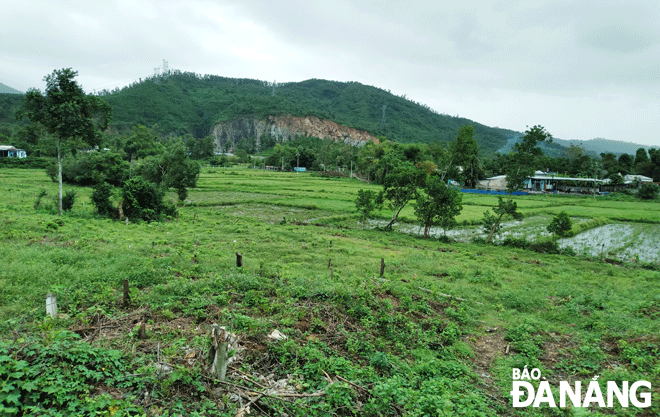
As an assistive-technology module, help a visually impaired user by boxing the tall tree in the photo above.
[483,197,523,243]
[355,189,383,227]
[18,68,111,215]
[414,176,462,238]
[600,152,620,178]
[382,162,425,230]
[505,125,552,192]
[124,124,163,161]
[484,125,550,243]
[449,125,483,187]
[634,148,651,177]
[618,153,634,175]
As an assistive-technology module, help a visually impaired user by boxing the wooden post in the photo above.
[125,217,129,226]
[123,279,130,308]
[380,258,385,277]
[330,266,334,280]
[209,324,233,380]
[138,323,147,339]
[46,293,57,318]
[328,258,332,268]
[236,252,243,267]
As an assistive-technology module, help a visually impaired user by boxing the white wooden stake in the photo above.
[46,293,57,318]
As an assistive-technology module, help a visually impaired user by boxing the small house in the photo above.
[0,145,27,158]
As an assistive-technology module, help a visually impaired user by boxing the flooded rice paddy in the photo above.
[369,217,660,263]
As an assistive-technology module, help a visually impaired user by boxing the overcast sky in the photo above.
[2,0,659,147]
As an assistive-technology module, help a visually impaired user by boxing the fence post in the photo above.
[123,279,130,308]
[46,293,57,318]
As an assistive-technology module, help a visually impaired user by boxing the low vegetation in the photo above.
[1,167,659,416]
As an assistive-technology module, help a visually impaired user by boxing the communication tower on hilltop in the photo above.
[153,60,171,79]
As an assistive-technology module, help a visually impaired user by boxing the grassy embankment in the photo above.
[0,167,658,416]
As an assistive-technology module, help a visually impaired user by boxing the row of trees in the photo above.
[356,165,463,238]
[355,125,555,240]
[353,126,484,236]
[487,144,660,182]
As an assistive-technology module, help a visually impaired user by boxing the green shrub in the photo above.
[46,151,129,187]
[547,211,572,238]
[567,216,608,237]
[501,236,529,249]
[0,156,52,169]
[176,186,188,202]
[121,177,176,221]
[62,189,76,211]
[122,177,163,222]
[638,183,659,200]
[33,189,48,210]
[529,239,559,254]
[91,182,116,218]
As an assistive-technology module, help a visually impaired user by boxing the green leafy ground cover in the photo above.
[0,167,659,416]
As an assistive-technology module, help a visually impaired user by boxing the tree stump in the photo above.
[138,323,147,339]
[208,324,235,380]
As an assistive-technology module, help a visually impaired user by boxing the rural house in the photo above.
[0,145,27,158]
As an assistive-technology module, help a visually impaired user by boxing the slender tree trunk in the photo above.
[485,195,512,244]
[385,204,405,230]
[57,141,63,216]
[485,212,504,243]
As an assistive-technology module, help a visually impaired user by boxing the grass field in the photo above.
[1,167,659,416]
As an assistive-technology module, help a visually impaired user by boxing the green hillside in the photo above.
[553,137,653,156]
[101,72,517,154]
[0,93,25,124]
[0,82,22,95]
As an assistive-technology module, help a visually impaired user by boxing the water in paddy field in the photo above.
[368,216,553,244]
[367,218,660,263]
[559,224,660,263]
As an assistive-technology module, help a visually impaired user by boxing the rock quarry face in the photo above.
[211,115,379,152]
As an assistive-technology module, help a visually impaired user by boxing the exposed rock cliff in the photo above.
[211,115,378,152]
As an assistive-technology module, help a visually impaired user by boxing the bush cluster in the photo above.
[91,178,176,222]
[46,151,129,187]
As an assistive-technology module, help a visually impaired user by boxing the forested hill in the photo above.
[0,82,22,95]
[100,72,517,154]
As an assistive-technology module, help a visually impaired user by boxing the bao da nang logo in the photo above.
[511,366,652,408]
